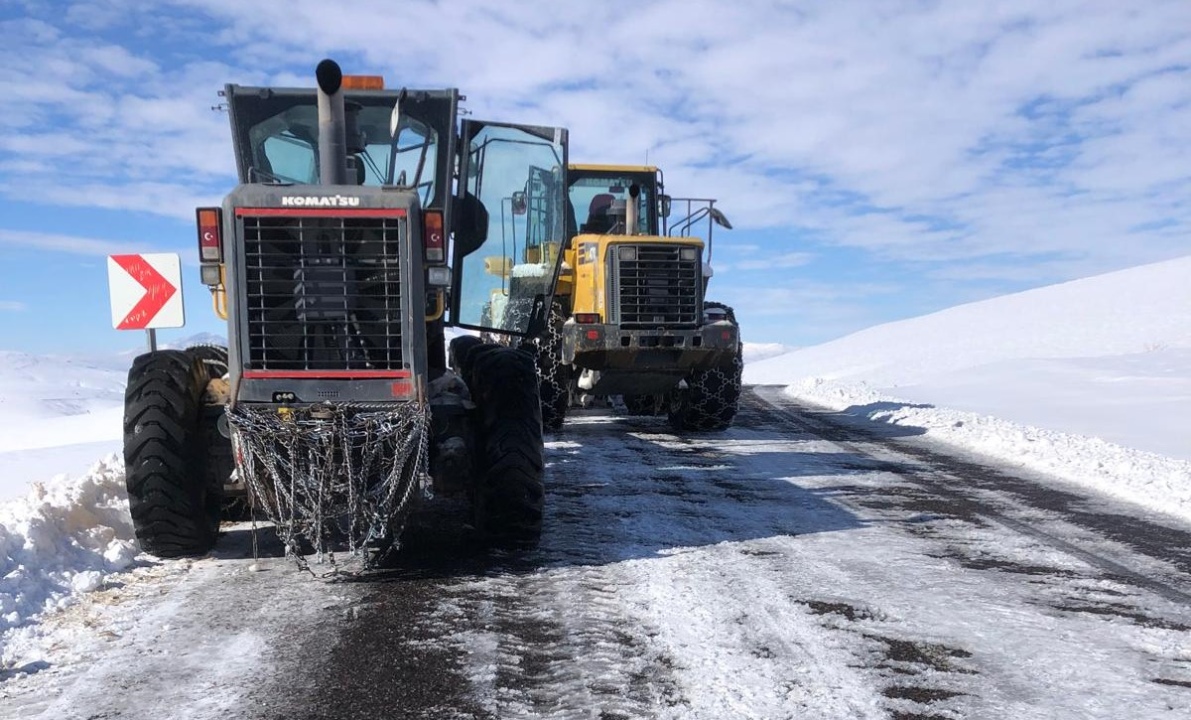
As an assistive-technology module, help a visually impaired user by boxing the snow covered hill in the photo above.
[746,255,1191,389]
[742,342,795,364]
[746,254,1191,519]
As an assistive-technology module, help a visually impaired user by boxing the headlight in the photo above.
[704,306,728,322]
[200,264,222,286]
[619,246,637,261]
[427,266,451,287]
[680,247,699,261]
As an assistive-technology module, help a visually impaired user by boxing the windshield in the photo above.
[569,173,655,237]
[455,123,567,335]
[224,86,457,211]
[246,106,438,205]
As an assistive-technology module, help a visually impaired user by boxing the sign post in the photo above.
[107,253,185,349]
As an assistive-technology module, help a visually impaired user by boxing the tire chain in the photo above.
[486,297,571,433]
[669,301,743,432]
[530,302,571,432]
[227,402,431,571]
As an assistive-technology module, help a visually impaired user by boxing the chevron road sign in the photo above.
[107,253,185,330]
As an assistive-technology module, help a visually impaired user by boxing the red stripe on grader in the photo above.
[242,370,413,380]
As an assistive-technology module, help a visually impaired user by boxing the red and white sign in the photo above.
[107,253,185,330]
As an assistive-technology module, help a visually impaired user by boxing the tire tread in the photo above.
[468,346,546,549]
[123,350,218,557]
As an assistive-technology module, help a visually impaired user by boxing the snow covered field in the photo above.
[0,256,1189,713]
[0,352,127,503]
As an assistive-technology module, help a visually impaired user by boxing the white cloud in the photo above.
[0,300,27,312]
[0,229,154,256]
[734,252,816,272]
[0,0,1186,297]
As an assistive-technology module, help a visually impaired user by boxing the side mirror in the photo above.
[511,190,527,216]
[467,145,481,179]
[660,194,672,218]
[388,88,408,139]
[709,207,733,230]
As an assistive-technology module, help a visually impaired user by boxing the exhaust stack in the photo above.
[625,183,640,235]
[315,59,349,186]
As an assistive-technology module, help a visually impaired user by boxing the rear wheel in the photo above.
[668,302,743,432]
[468,346,545,549]
[123,351,220,557]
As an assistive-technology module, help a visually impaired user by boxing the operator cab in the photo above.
[208,81,569,374]
[224,85,457,211]
[567,164,664,238]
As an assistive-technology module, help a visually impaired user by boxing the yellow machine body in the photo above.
[553,164,737,396]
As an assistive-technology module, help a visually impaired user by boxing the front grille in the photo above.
[240,214,406,371]
[611,244,701,327]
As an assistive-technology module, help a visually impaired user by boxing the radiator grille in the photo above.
[241,215,405,370]
[613,244,701,327]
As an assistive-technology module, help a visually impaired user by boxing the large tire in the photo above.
[532,302,571,432]
[623,394,661,416]
[123,350,220,557]
[668,302,743,432]
[468,346,546,549]
[449,334,491,381]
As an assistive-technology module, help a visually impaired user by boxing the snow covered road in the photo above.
[3,388,1190,719]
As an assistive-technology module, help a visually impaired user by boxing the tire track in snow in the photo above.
[751,386,1191,609]
[422,404,900,719]
[744,386,1191,711]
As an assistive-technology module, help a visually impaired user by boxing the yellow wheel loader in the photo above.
[532,164,742,432]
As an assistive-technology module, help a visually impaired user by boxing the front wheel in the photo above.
[185,343,228,380]
[668,302,743,432]
[186,346,235,520]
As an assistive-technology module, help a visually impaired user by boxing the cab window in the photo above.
[245,105,439,205]
[569,175,653,236]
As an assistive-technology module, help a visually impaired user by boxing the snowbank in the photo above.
[0,454,138,667]
[784,378,1191,523]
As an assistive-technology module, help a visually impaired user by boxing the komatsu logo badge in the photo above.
[280,195,361,207]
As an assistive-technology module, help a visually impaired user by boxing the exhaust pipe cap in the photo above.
[316,59,343,95]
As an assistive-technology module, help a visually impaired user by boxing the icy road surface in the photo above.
[3,388,1191,719]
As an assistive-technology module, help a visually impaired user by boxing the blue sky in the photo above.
[0,0,1188,355]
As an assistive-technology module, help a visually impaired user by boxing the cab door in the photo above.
[451,120,568,338]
